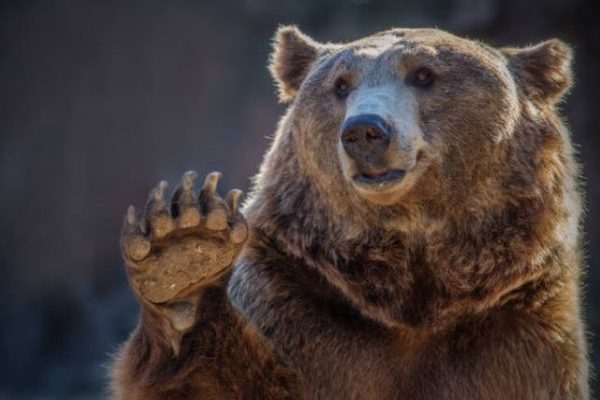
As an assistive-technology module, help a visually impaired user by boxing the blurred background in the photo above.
[0,0,598,398]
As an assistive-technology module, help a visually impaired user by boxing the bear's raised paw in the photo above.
[121,171,248,304]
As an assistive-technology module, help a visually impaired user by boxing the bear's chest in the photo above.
[231,259,449,400]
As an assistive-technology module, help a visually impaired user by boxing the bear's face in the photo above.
[270,27,572,209]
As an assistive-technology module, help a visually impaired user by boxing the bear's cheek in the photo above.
[418,85,514,145]
[415,91,516,189]
[292,102,345,176]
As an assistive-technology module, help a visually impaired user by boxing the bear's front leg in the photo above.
[120,171,247,352]
[111,171,304,400]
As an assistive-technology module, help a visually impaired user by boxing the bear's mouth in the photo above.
[353,168,406,190]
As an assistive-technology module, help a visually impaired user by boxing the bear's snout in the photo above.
[341,114,391,168]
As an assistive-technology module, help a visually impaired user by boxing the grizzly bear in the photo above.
[111,26,589,399]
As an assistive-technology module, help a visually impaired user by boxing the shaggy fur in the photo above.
[111,26,588,400]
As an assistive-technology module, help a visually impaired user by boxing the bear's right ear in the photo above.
[269,26,321,103]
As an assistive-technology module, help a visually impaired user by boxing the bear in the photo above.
[111,26,589,400]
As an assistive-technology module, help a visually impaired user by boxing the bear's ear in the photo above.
[501,39,573,105]
[269,25,322,103]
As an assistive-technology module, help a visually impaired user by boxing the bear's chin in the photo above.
[348,169,419,206]
[352,183,407,206]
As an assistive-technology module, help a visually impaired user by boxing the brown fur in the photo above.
[111,274,305,400]
[111,26,588,399]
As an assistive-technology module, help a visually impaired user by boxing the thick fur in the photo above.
[111,274,305,400]
[112,27,588,399]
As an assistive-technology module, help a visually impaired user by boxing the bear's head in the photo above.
[241,27,579,328]
[263,26,572,214]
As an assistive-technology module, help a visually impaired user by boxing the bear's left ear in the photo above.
[269,25,322,103]
[501,39,573,105]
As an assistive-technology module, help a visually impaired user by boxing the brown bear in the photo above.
[111,26,589,400]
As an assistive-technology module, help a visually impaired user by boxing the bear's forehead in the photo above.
[340,28,498,61]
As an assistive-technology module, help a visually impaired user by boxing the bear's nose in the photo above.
[341,114,391,163]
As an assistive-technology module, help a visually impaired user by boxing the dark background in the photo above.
[1,0,598,398]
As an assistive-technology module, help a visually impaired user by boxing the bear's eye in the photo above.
[409,67,435,88]
[334,78,351,99]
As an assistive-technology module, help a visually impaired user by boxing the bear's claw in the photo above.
[199,172,229,231]
[172,170,201,228]
[123,205,152,262]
